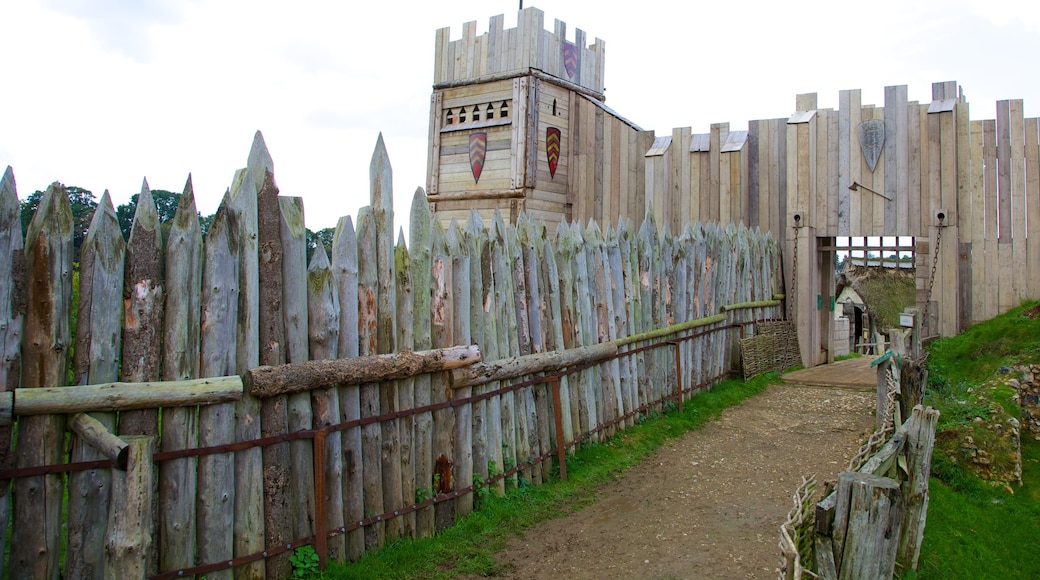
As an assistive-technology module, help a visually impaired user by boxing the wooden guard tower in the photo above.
[426,7,653,232]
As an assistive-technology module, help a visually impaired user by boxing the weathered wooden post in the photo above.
[12,183,72,580]
[356,206,384,550]
[308,243,344,561]
[897,406,939,572]
[66,191,124,579]
[282,195,317,552]
[159,177,201,575]
[197,198,239,580]
[229,166,265,579]
[410,190,437,533]
[105,435,156,579]
[0,166,21,575]
[832,472,904,580]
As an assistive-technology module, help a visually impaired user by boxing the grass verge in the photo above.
[321,372,778,580]
[902,300,1040,579]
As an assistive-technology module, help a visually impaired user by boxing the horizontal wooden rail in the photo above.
[426,189,525,202]
[454,298,781,390]
[720,299,782,311]
[245,345,482,398]
[614,314,727,347]
[0,376,243,423]
[450,343,617,389]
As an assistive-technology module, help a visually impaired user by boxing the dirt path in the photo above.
[466,384,874,579]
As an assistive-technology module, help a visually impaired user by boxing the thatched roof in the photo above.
[837,262,915,331]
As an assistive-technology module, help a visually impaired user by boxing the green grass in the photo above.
[903,300,1040,579]
[904,437,1040,579]
[322,373,778,580]
[833,352,863,362]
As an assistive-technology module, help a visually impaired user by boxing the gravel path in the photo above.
[463,384,874,579]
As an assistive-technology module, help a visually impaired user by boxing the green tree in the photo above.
[115,189,183,240]
[20,185,97,258]
[305,227,336,263]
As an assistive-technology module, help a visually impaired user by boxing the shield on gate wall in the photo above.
[858,119,885,173]
[563,42,578,79]
[469,132,487,183]
[546,127,561,179]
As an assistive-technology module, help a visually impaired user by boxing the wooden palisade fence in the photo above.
[780,402,939,580]
[0,133,783,579]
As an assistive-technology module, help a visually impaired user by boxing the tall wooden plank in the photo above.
[520,218,551,480]
[430,222,457,528]
[996,101,1013,313]
[888,86,910,235]
[466,213,491,486]
[409,192,437,533]
[447,223,474,514]
[371,139,403,543]
[65,192,124,580]
[746,122,760,230]
[957,90,972,237]
[0,167,21,575]
[331,215,365,557]
[393,230,417,537]
[1026,118,1040,300]
[490,213,520,485]
[117,179,163,574]
[908,102,922,238]
[228,167,264,579]
[279,196,316,547]
[555,223,584,444]
[10,183,72,579]
[159,178,202,575]
[838,91,853,236]
[1010,100,1027,303]
[940,108,960,335]
[507,219,538,484]
[814,111,829,234]
[197,199,239,580]
[709,123,726,222]
[571,225,601,438]
[871,106,886,234]
[307,243,345,561]
[254,163,294,578]
[119,179,163,437]
[983,120,999,321]
[356,207,384,550]
[970,121,986,325]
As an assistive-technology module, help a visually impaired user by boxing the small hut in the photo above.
[835,261,915,355]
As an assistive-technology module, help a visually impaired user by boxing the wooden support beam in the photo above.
[451,342,616,389]
[68,412,129,470]
[105,435,154,579]
[244,345,481,398]
[2,376,242,421]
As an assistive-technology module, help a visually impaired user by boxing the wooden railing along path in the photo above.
[0,133,784,579]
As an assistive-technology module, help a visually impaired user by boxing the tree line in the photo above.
[19,185,336,262]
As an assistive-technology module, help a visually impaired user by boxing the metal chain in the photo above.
[789,229,798,321]
[920,224,942,336]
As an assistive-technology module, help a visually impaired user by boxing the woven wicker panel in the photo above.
[740,321,802,379]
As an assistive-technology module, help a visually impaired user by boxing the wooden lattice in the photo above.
[741,321,802,379]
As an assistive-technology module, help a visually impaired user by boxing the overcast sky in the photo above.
[3,1,1040,234]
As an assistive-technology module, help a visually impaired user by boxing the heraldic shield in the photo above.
[469,132,487,183]
[546,127,561,179]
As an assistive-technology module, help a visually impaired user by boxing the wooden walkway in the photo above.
[782,356,878,390]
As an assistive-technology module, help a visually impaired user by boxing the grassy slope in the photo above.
[324,373,777,580]
[905,301,1040,579]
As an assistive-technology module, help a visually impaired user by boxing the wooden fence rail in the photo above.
[780,404,939,580]
[0,133,783,579]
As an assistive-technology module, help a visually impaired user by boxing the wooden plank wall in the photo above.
[433,7,605,97]
[0,136,783,578]
[640,80,1040,353]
